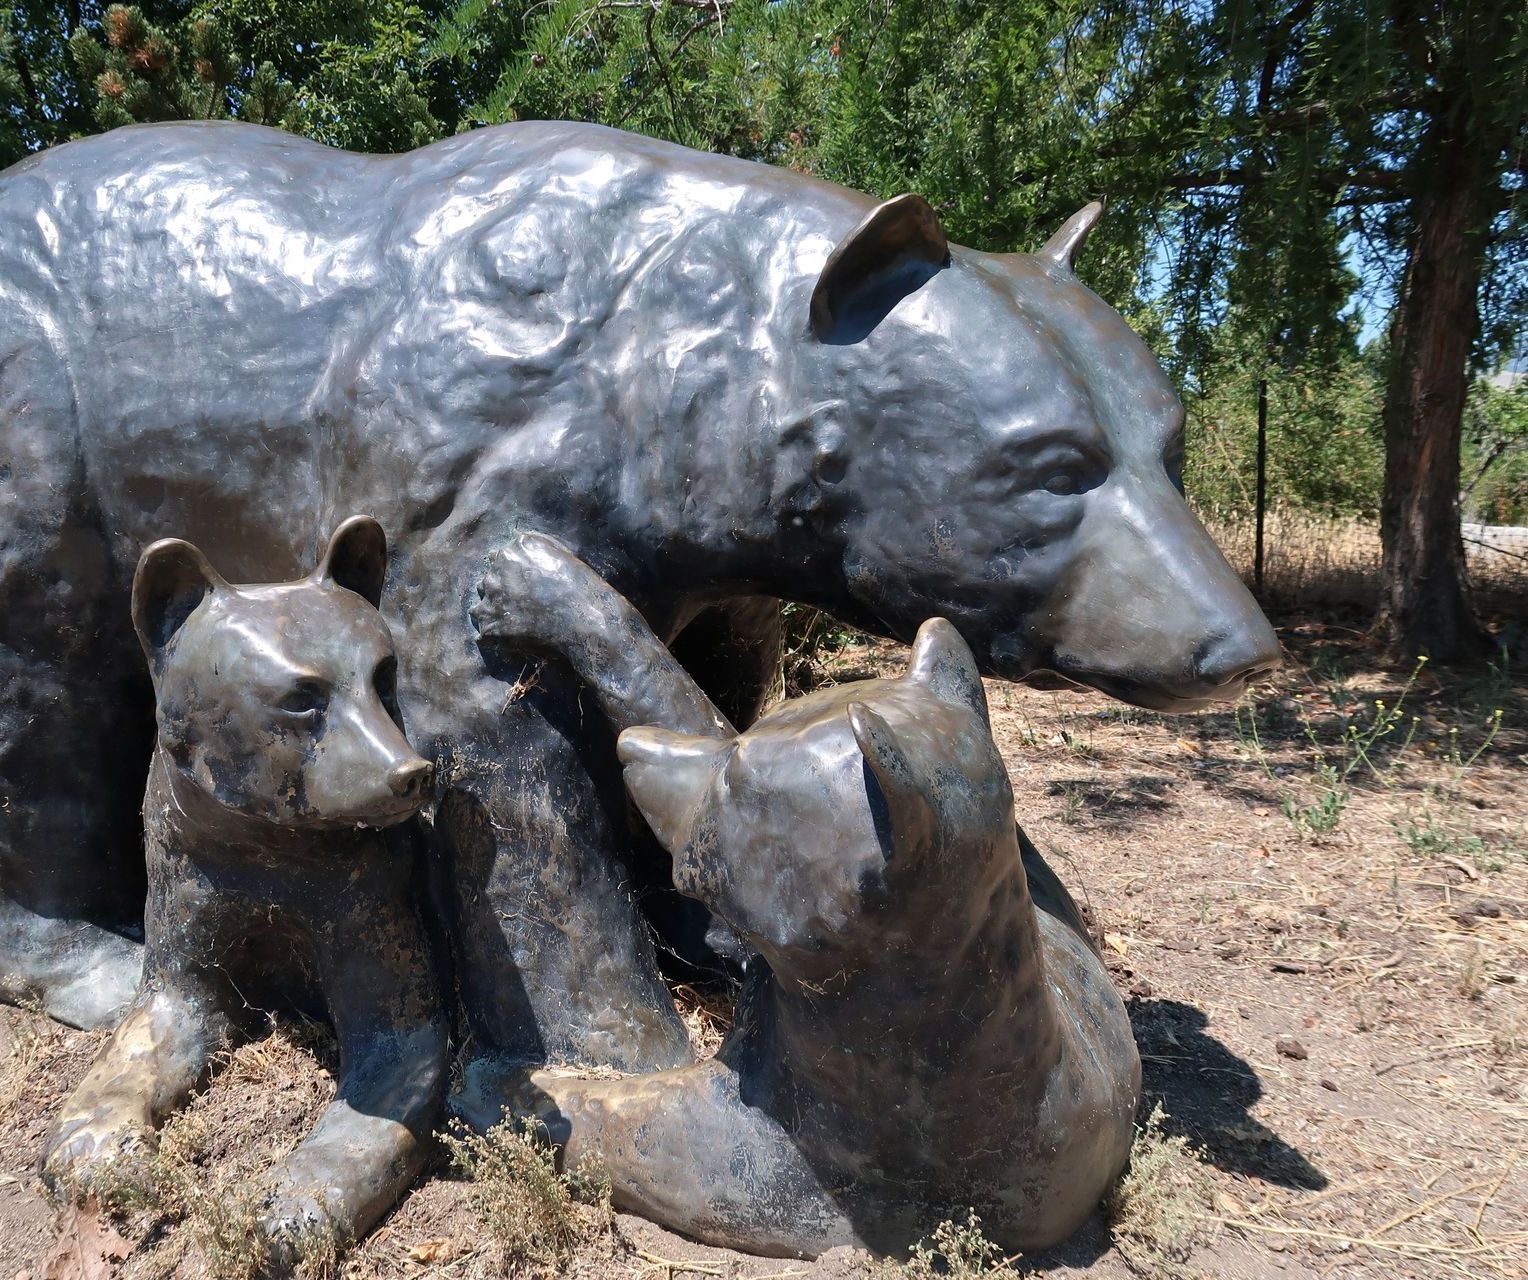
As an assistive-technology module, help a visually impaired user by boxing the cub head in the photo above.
[776,198,1280,712]
[132,516,433,830]
[616,619,1013,980]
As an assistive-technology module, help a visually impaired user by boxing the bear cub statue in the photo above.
[42,516,447,1267]
[466,533,1142,1259]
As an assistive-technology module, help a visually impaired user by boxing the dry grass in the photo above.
[672,982,734,1059]
[92,1108,270,1280]
[0,1000,68,1122]
[1103,1104,1212,1273]
[439,1116,613,1273]
[1204,511,1528,610]
[74,1022,345,1280]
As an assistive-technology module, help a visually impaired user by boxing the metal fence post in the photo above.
[1255,377,1268,601]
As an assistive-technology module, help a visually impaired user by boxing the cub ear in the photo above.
[1038,200,1104,270]
[848,702,935,861]
[318,515,388,607]
[132,539,226,664]
[617,727,731,857]
[810,194,950,345]
[907,618,989,726]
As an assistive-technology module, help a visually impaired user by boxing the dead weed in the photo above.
[1104,1104,1213,1273]
[79,1021,342,1280]
[440,1116,613,1272]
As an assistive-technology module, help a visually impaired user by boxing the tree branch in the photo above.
[1167,166,1406,192]
[12,47,39,111]
[1254,87,1431,131]
[643,4,683,139]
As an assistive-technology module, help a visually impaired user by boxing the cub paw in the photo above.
[40,1122,154,1205]
[471,531,593,645]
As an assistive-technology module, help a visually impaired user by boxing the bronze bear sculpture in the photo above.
[0,121,1277,1076]
[463,533,1141,1257]
[40,517,447,1265]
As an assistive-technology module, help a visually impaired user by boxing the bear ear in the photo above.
[617,727,731,856]
[810,194,950,345]
[133,538,226,663]
[907,618,989,727]
[1038,200,1104,270]
[317,515,388,607]
[848,702,935,862]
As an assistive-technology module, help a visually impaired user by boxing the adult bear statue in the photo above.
[0,121,1278,1060]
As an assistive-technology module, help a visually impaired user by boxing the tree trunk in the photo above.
[1376,108,1491,663]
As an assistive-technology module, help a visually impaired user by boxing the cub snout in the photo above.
[304,708,436,829]
[389,757,434,802]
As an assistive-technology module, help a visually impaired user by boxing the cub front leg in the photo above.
[473,532,731,740]
[41,971,233,1198]
[260,884,447,1265]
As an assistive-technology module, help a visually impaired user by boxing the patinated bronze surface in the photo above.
[0,120,1277,1071]
[464,534,1141,1257]
[40,519,447,1265]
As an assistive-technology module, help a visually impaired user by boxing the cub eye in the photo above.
[277,681,328,721]
[373,656,397,702]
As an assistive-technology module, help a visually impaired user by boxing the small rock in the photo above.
[1276,1036,1309,1060]
[1320,1077,1339,1091]
[408,1238,461,1264]
[1128,978,1154,998]
[1472,897,1503,918]
[1213,1190,1248,1217]
[1238,1006,1253,1020]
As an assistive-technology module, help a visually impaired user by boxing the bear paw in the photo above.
[260,1189,345,1275]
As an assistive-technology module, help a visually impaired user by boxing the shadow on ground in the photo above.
[1129,997,1327,1191]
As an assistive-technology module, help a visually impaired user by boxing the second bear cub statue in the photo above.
[42,517,446,1266]
[466,533,1141,1259]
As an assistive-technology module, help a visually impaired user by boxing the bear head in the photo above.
[132,516,433,830]
[773,198,1280,712]
[615,618,1014,982]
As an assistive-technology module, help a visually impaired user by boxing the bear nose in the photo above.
[388,758,434,802]
[1193,626,1282,689]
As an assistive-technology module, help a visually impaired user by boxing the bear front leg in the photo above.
[259,884,447,1265]
[399,550,694,1075]
[40,971,233,1198]
[473,532,732,740]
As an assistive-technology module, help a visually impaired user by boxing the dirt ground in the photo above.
[2,611,1523,1280]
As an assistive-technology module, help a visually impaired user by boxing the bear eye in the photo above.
[373,656,397,702]
[1163,441,1186,493]
[1042,469,1083,496]
[277,681,328,721]
[998,429,1106,499]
